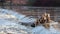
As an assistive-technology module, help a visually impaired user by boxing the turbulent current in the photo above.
[0,8,60,34]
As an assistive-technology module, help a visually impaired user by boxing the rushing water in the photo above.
[0,8,60,34]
